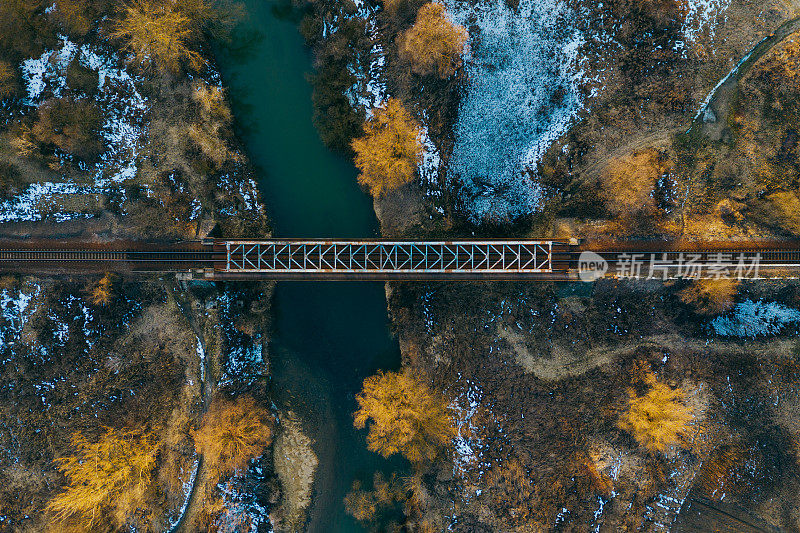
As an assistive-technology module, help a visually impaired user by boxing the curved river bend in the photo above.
[215,2,402,532]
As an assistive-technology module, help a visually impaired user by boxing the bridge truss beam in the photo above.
[221,240,555,278]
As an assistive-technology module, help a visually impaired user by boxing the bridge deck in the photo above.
[214,240,569,280]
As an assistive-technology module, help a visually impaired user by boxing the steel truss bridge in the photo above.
[1,238,800,280]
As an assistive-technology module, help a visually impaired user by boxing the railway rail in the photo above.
[2,239,800,280]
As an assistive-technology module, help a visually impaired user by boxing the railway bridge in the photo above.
[1,238,800,280]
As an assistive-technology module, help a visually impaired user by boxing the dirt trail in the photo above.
[169,283,215,533]
[697,16,800,141]
[579,130,677,182]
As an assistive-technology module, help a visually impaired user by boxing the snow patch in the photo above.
[0,182,99,223]
[711,299,800,337]
[345,9,386,116]
[442,0,588,222]
[19,36,148,193]
[195,337,206,383]
[682,0,731,45]
[168,458,199,531]
[450,379,484,478]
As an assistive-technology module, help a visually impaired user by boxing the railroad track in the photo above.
[2,240,800,279]
[0,250,217,262]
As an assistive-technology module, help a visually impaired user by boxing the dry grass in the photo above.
[677,278,739,315]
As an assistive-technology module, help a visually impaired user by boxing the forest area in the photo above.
[298,0,800,530]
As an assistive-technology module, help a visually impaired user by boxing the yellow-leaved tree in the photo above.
[618,371,694,453]
[47,427,160,530]
[354,369,456,464]
[677,278,739,315]
[192,395,273,485]
[110,0,205,73]
[352,99,423,197]
[399,3,468,78]
[89,272,116,306]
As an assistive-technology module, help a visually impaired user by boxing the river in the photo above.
[214,1,402,531]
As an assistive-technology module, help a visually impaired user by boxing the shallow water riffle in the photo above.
[213,1,403,532]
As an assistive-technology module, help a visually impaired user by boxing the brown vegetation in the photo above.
[66,57,99,96]
[677,278,739,315]
[399,3,468,78]
[352,99,423,197]
[53,0,95,36]
[345,472,432,531]
[110,0,204,73]
[618,370,694,453]
[32,97,104,162]
[188,82,237,169]
[192,395,273,485]
[0,60,17,99]
[47,427,161,531]
[601,149,672,217]
[0,0,56,58]
[485,458,537,527]
[0,161,21,198]
[354,369,456,464]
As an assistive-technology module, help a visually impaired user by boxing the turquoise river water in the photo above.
[215,1,403,531]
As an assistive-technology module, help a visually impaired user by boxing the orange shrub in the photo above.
[352,99,423,197]
[618,372,693,453]
[399,3,468,78]
[677,278,739,315]
[354,369,455,463]
[192,395,273,484]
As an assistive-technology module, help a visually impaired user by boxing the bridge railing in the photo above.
[223,241,553,274]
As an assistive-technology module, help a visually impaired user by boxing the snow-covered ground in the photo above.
[6,35,149,222]
[0,283,42,352]
[450,378,484,479]
[681,0,732,45]
[22,36,148,185]
[0,182,99,223]
[711,299,800,337]
[442,0,587,222]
